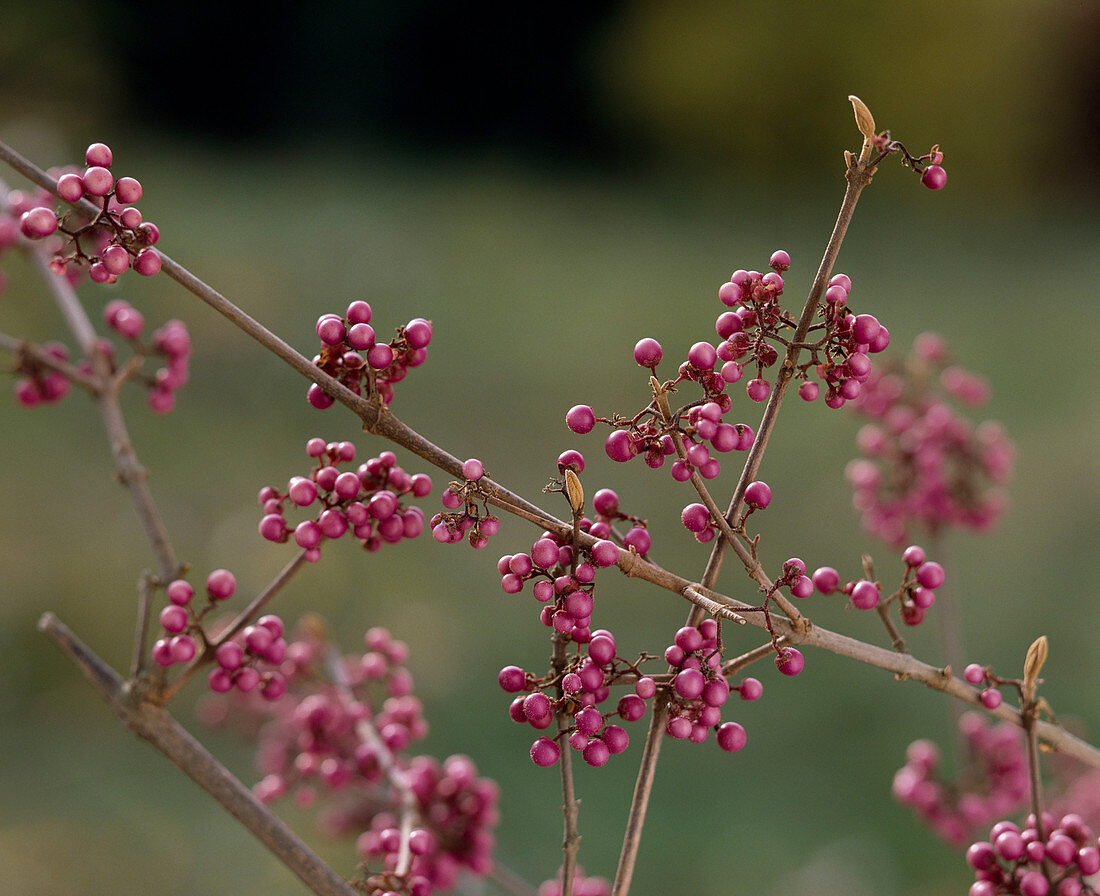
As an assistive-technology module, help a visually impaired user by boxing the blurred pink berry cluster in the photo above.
[16,142,161,282]
[893,712,1029,845]
[966,811,1100,896]
[258,438,432,559]
[537,868,611,896]
[308,301,432,408]
[846,332,1015,546]
[203,624,497,896]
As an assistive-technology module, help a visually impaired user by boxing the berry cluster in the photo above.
[893,712,1029,845]
[11,341,73,407]
[308,301,432,408]
[17,142,161,282]
[966,812,1100,896]
[566,252,890,490]
[153,570,251,674]
[430,458,500,549]
[104,301,192,413]
[807,544,945,627]
[258,438,432,559]
[662,620,757,751]
[204,624,496,896]
[845,332,1015,546]
[679,477,771,543]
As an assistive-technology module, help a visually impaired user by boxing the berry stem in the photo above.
[130,573,157,678]
[611,689,669,896]
[26,247,181,589]
[37,612,359,896]
[0,332,102,395]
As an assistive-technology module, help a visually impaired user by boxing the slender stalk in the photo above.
[39,612,358,896]
[611,692,669,896]
[28,250,179,585]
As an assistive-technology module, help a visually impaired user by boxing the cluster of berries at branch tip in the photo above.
[845,332,1015,546]
[13,142,161,282]
[200,623,497,896]
[259,438,432,559]
[154,569,288,701]
[430,458,501,548]
[966,811,1100,896]
[805,544,945,627]
[893,712,1029,846]
[308,301,432,409]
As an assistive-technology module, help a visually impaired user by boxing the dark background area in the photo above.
[2,3,1098,895]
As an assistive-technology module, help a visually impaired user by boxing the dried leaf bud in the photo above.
[1023,634,1048,700]
[848,95,876,141]
[564,468,584,515]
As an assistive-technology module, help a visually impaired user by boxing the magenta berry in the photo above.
[633,337,662,368]
[744,480,771,509]
[566,404,596,434]
[716,722,747,753]
[775,647,804,676]
[19,207,58,238]
[921,165,947,190]
[530,737,560,767]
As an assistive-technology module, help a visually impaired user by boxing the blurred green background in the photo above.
[2,2,1098,895]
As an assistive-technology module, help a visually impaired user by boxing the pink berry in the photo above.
[159,604,188,634]
[566,404,595,434]
[812,567,839,594]
[746,378,770,402]
[530,737,560,767]
[633,338,662,368]
[921,165,947,190]
[769,249,791,272]
[101,244,132,276]
[19,207,58,239]
[850,580,880,610]
[85,143,113,167]
[114,176,143,203]
[738,678,763,700]
[980,688,1002,709]
[56,173,85,202]
[716,722,747,752]
[82,166,114,196]
[680,503,711,533]
[964,663,985,685]
[775,647,804,676]
[798,381,819,401]
[166,579,194,605]
[134,248,162,276]
[916,561,945,590]
[206,568,236,600]
[744,480,771,509]
[462,458,484,480]
[688,342,718,371]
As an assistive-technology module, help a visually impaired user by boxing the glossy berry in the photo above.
[566,405,596,434]
[633,338,662,368]
[744,481,772,509]
[775,647,805,676]
[921,165,947,190]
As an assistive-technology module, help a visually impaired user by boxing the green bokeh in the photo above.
[2,7,1099,896]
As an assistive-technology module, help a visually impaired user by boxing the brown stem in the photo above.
[28,250,180,585]
[39,612,358,896]
[611,691,669,896]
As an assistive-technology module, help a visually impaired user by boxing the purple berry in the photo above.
[746,378,770,402]
[716,722,747,753]
[530,737,560,767]
[566,404,596,434]
[206,569,236,600]
[680,503,711,533]
[964,663,985,685]
[633,338,662,368]
[916,561,945,590]
[688,342,718,371]
[738,678,763,700]
[775,647,805,676]
[921,165,947,190]
[744,481,771,509]
[498,666,526,692]
[462,458,484,480]
[850,580,880,610]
